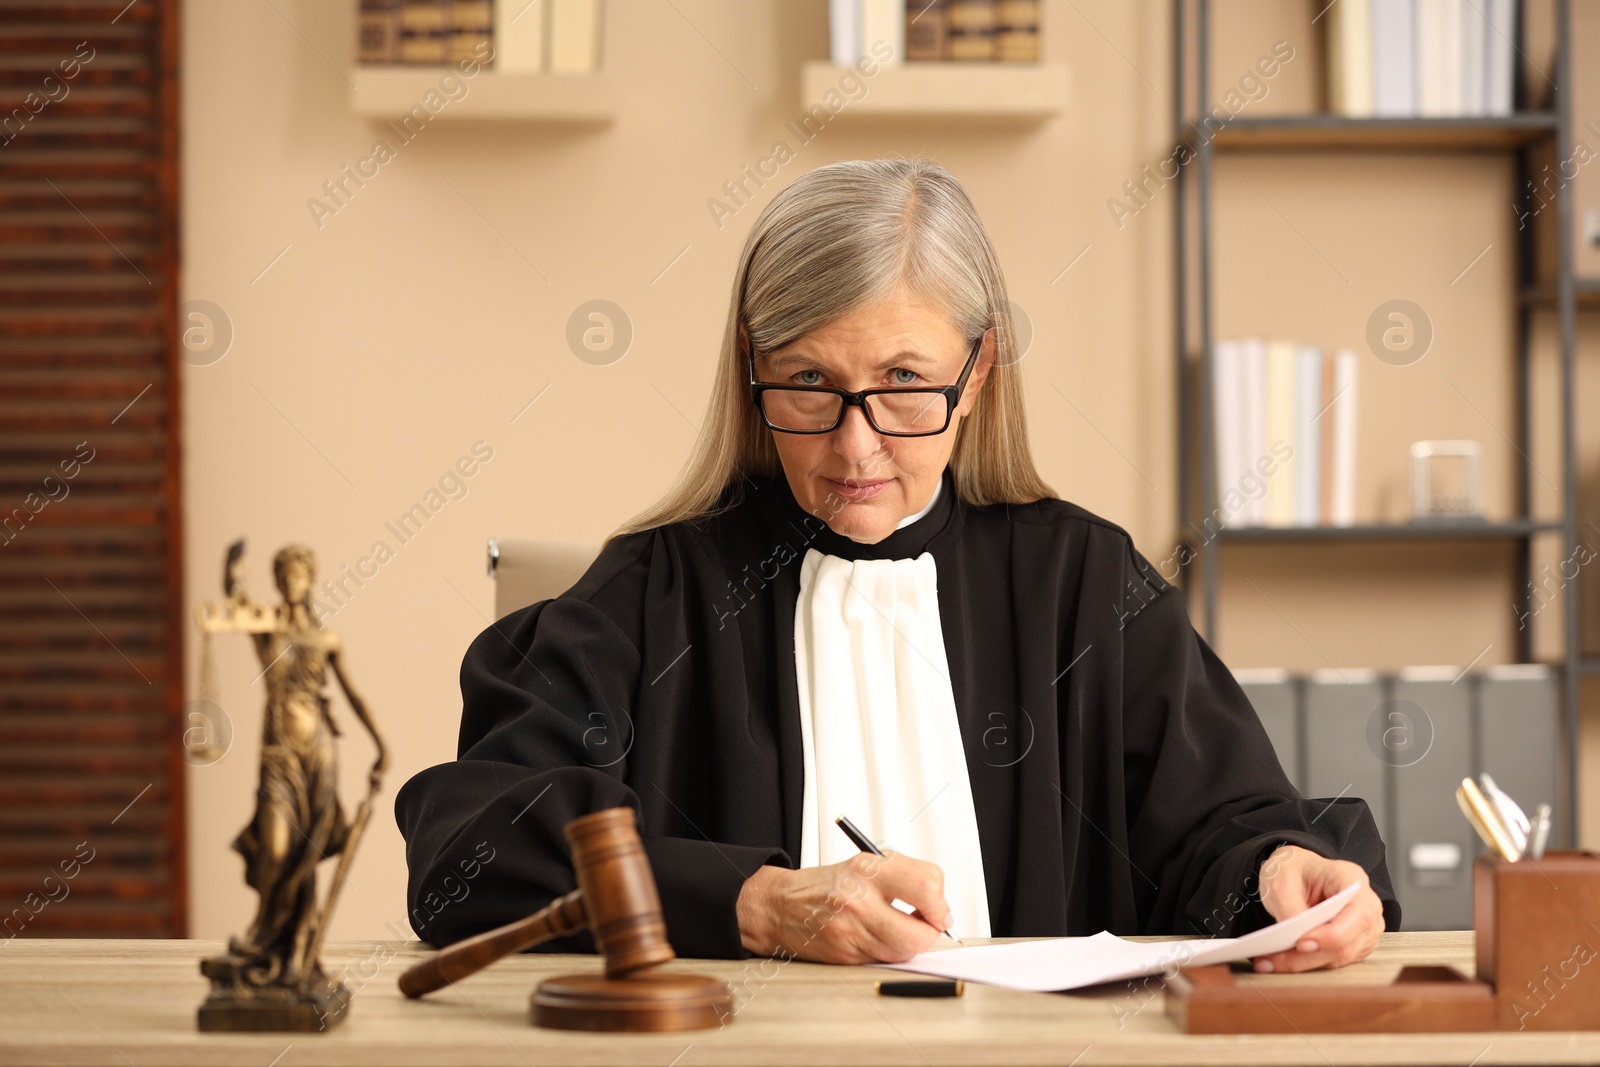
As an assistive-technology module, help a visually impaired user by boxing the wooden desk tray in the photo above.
[1165,964,1494,1034]
[1167,851,1600,1034]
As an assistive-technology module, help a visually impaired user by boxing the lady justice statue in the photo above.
[194,541,388,1031]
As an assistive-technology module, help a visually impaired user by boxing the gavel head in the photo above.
[566,807,677,978]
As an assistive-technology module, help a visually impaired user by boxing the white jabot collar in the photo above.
[792,531,992,938]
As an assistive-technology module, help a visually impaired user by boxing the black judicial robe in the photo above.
[395,466,1401,958]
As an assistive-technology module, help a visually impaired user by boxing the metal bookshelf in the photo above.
[1171,0,1582,841]
[1215,520,1562,544]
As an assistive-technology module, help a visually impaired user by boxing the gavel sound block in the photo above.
[1165,851,1600,1033]
[398,807,733,1032]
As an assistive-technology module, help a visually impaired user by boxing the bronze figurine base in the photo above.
[531,972,733,1032]
[197,953,352,1033]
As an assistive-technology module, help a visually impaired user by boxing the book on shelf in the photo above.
[399,0,450,64]
[995,0,1040,62]
[494,0,543,71]
[358,0,603,71]
[359,0,401,64]
[1327,0,1374,116]
[1293,345,1323,527]
[1330,349,1357,526]
[366,0,481,66]
[1264,341,1297,527]
[1211,337,1358,529]
[1328,0,1517,119]
[1484,0,1517,119]
[450,0,493,65]
[1462,0,1486,114]
[1371,0,1416,116]
[548,0,602,72]
[830,0,1039,65]
[1415,0,1468,116]
[906,0,946,60]
[1212,336,1244,528]
[1241,337,1267,526]
[947,0,997,61]
[830,0,861,66]
[861,0,905,65]
[1318,349,1336,523]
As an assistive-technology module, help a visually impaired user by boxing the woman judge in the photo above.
[396,158,1399,973]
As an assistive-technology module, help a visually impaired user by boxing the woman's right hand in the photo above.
[735,852,953,964]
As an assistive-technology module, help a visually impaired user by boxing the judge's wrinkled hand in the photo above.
[736,851,954,964]
[1252,844,1385,973]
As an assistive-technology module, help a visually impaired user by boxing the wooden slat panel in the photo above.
[0,837,169,866]
[2,587,168,614]
[0,631,166,656]
[0,716,170,743]
[0,0,183,938]
[0,691,174,709]
[0,151,159,179]
[0,343,163,364]
[0,551,166,574]
[0,100,156,121]
[0,3,160,21]
[0,523,164,546]
[0,179,157,212]
[0,282,157,308]
[0,807,169,837]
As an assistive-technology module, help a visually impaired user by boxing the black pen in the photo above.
[834,814,962,944]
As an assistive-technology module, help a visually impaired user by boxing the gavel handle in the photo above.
[398,889,587,998]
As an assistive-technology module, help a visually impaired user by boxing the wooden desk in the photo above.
[3,934,1597,1065]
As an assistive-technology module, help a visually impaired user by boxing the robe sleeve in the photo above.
[1113,542,1403,938]
[393,531,787,959]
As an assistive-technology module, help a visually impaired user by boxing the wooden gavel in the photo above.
[398,807,673,996]
[398,806,731,1032]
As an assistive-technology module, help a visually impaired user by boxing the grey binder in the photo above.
[1234,668,1301,791]
[1391,667,1475,930]
[1478,664,1561,848]
[1302,669,1388,853]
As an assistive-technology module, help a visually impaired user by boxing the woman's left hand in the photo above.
[1252,844,1385,973]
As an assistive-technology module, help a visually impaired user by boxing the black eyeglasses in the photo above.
[746,329,987,437]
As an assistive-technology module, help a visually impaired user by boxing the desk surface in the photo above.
[2,934,1597,1066]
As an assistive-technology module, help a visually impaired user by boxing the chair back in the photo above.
[487,538,599,619]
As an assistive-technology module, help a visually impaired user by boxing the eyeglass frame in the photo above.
[745,328,989,437]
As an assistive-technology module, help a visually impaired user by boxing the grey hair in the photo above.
[611,157,1054,539]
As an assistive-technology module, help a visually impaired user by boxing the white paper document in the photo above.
[879,881,1362,993]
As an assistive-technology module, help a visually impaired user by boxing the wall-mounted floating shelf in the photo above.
[797,61,1069,122]
[349,69,615,123]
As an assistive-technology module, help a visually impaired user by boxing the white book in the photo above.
[1330,349,1359,526]
[1265,341,1297,527]
[1329,0,1375,117]
[495,0,544,72]
[1461,0,1487,115]
[548,0,601,72]
[1213,339,1244,528]
[1372,0,1417,116]
[860,0,904,63]
[1439,0,1465,115]
[830,0,861,66]
[1485,0,1515,115]
[1241,337,1268,526]
[1417,0,1445,115]
[1293,345,1323,526]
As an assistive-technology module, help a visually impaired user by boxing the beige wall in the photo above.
[181,0,1597,943]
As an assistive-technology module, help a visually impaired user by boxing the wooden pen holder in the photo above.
[1166,850,1600,1033]
[1475,850,1600,1031]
